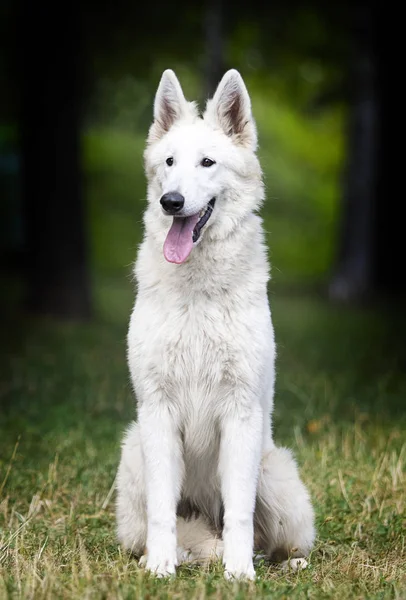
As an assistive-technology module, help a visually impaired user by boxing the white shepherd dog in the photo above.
[116,69,315,579]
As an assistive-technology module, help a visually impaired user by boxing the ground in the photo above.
[1,285,405,599]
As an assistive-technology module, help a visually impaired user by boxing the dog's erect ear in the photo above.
[150,70,188,140]
[205,70,257,150]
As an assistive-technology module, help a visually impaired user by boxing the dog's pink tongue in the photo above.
[163,214,200,264]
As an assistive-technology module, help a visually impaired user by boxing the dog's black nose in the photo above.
[160,192,185,214]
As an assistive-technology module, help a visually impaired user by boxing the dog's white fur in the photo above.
[116,69,315,579]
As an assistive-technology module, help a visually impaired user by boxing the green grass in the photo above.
[1,286,405,599]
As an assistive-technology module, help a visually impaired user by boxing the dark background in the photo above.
[1,0,401,316]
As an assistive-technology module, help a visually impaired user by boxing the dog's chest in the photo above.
[129,289,258,408]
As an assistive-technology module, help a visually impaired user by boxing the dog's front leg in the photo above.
[139,403,182,577]
[219,403,263,580]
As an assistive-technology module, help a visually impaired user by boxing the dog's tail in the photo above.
[177,515,223,564]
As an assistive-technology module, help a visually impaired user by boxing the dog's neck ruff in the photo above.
[163,198,216,264]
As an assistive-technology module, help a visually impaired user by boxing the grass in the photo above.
[0,286,405,599]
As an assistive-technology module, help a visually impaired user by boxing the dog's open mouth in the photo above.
[163,198,216,264]
[192,198,216,243]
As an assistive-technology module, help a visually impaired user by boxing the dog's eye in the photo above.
[201,158,215,168]
[166,157,174,166]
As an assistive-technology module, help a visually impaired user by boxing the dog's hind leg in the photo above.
[254,446,315,570]
[116,422,147,556]
[177,515,223,564]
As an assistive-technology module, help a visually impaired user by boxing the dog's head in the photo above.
[144,69,264,264]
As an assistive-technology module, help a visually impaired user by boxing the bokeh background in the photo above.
[2,0,400,317]
[0,1,405,598]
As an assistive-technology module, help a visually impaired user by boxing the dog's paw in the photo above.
[138,554,147,568]
[146,559,176,578]
[224,565,256,580]
[281,557,308,572]
[141,553,177,577]
[224,556,255,580]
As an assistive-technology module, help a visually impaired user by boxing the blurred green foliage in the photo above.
[0,4,348,304]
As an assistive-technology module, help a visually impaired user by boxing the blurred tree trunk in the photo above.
[203,0,225,99]
[330,2,404,300]
[329,3,377,301]
[371,32,401,294]
[20,0,92,318]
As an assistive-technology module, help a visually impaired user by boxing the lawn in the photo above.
[0,285,405,599]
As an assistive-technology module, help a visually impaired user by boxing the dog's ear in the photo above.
[205,70,257,150]
[149,70,188,141]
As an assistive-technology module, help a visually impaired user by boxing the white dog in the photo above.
[116,69,315,580]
